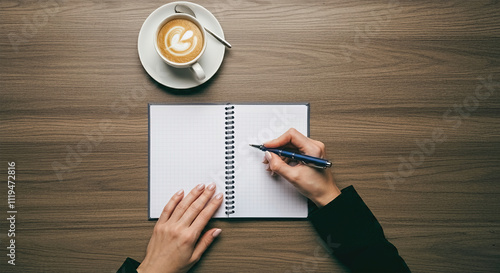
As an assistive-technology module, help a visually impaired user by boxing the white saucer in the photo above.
[138,1,226,89]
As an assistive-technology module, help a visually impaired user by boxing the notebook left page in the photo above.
[149,105,227,219]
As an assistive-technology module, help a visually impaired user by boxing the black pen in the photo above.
[250,144,332,169]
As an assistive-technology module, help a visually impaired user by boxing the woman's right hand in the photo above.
[263,128,341,207]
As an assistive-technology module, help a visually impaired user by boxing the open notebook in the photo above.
[149,103,309,219]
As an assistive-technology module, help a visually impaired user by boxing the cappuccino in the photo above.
[156,18,204,64]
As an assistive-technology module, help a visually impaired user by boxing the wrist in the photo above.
[136,260,160,273]
[137,265,167,273]
[313,187,341,207]
[136,264,151,273]
[137,261,181,273]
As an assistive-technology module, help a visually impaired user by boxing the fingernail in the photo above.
[215,193,223,199]
[262,156,267,163]
[266,163,270,171]
[197,183,205,190]
[265,151,272,161]
[271,171,275,176]
[176,189,184,196]
[212,228,222,238]
[207,183,216,191]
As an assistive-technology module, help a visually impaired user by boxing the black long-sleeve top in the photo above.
[117,186,410,272]
[308,186,410,272]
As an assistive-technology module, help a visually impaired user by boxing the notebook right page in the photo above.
[232,104,309,218]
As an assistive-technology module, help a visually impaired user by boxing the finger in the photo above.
[170,183,206,222]
[157,189,184,224]
[190,228,222,264]
[180,183,217,225]
[264,152,297,165]
[266,151,301,182]
[191,192,223,231]
[310,140,327,158]
[280,144,301,153]
[264,128,315,153]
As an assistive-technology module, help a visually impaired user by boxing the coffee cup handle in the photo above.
[190,62,205,81]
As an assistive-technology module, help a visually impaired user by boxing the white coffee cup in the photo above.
[154,13,207,80]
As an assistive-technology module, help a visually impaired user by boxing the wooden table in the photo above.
[1,0,499,272]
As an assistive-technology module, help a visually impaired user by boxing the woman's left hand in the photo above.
[137,183,223,273]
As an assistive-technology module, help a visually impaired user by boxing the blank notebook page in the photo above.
[232,104,308,218]
[149,105,227,219]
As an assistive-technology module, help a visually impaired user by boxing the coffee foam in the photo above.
[157,18,204,64]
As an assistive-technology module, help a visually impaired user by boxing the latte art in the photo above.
[167,28,196,53]
[157,18,204,64]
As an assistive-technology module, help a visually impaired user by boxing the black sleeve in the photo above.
[308,186,410,273]
[116,257,141,273]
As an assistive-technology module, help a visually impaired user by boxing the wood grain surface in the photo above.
[1,0,499,272]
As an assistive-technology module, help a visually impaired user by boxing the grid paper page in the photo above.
[232,104,308,218]
[149,105,227,219]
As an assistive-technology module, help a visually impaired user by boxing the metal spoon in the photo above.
[174,4,232,48]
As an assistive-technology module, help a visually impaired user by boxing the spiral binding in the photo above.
[224,104,236,215]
